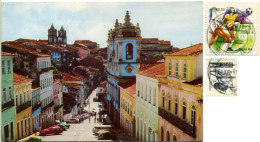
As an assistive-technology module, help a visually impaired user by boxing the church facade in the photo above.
[48,24,67,45]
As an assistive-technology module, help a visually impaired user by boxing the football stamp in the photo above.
[206,58,237,96]
[205,3,260,56]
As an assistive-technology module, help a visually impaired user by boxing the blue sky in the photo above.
[2,2,203,48]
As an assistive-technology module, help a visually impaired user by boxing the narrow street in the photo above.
[18,88,113,141]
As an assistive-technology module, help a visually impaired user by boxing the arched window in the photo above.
[191,105,196,126]
[168,95,171,111]
[173,135,177,141]
[175,62,179,78]
[161,126,164,141]
[183,62,187,80]
[126,43,133,59]
[182,101,187,120]
[116,44,119,59]
[166,131,170,141]
[162,93,165,107]
[168,62,171,76]
[175,98,178,115]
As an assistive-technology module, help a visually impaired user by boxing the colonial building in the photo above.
[1,52,16,142]
[13,73,33,140]
[53,79,63,121]
[31,85,41,132]
[107,11,142,128]
[119,79,136,137]
[157,43,203,141]
[135,63,165,141]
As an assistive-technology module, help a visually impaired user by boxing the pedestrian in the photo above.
[89,117,91,123]
[94,117,96,123]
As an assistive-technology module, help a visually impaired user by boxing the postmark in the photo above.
[205,3,260,56]
[206,58,237,96]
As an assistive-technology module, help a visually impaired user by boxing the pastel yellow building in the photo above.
[119,79,136,137]
[14,73,33,140]
[158,43,203,141]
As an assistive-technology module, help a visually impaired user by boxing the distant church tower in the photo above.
[48,24,57,44]
[58,25,67,45]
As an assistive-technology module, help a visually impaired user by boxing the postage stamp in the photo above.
[206,58,237,96]
[205,3,260,56]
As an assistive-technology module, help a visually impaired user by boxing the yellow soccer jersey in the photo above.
[224,14,239,23]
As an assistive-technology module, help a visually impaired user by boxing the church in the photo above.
[48,24,67,45]
[106,11,176,128]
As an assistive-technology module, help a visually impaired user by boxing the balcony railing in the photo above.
[54,104,63,112]
[158,107,196,138]
[41,101,54,112]
[32,101,42,112]
[2,99,15,111]
[17,101,31,113]
[37,67,53,74]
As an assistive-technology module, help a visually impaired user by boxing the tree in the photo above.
[51,65,59,74]
[153,54,163,59]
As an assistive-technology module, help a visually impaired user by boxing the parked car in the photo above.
[98,131,116,140]
[23,136,43,142]
[39,126,63,136]
[72,116,83,121]
[51,124,68,131]
[66,118,80,123]
[76,114,85,120]
[92,125,113,133]
[94,129,110,136]
[55,120,70,128]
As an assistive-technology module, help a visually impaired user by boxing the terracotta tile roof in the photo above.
[139,57,164,71]
[98,82,107,88]
[13,73,33,85]
[16,38,36,42]
[77,65,89,70]
[63,92,79,98]
[2,42,50,57]
[89,66,99,71]
[136,63,165,79]
[89,49,99,53]
[164,43,202,56]
[72,72,89,81]
[63,83,82,90]
[2,52,17,56]
[74,40,95,45]
[159,40,171,44]
[53,79,60,83]
[119,79,136,95]
[141,38,158,42]
[60,72,84,82]
[184,77,203,87]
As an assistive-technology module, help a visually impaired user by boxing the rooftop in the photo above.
[136,63,165,79]
[2,52,17,56]
[74,40,95,45]
[119,79,136,95]
[13,73,33,85]
[164,43,202,56]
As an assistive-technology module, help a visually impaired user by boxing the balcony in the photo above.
[17,101,31,113]
[37,67,53,74]
[158,107,196,138]
[32,101,42,112]
[41,101,54,112]
[2,99,15,111]
[54,104,63,112]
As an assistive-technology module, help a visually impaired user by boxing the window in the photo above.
[173,135,177,141]
[168,62,171,76]
[24,92,26,103]
[182,101,186,120]
[20,94,23,104]
[7,60,11,74]
[183,63,187,80]
[27,91,29,101]
[126,43,133,59]
[161,126,164,141]
[10,122,13,140]
[166,131,170,141]
[191,105,196,126]
[2,61,5,74]
[175,98,178,115]
[162,93,165,107]
[153,89,156,106]
[3,88,6,103]
[16,95,18,105]
[116,44,119,59]
[149,87,151,103]
[8,86,12,100]
[175,62,178,78]
[168,95,171,111]
[17,122,20,139]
